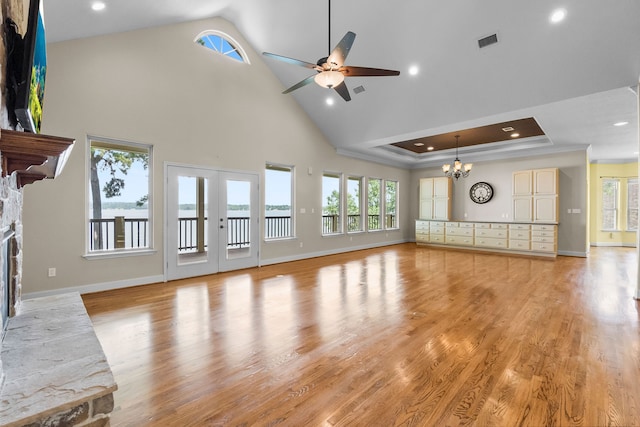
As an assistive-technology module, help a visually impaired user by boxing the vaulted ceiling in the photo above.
[45,0,640,168]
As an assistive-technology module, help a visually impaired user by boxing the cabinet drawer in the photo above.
[509,240,530,250]
[430,226,445,235]
[416,234,430,243]
[446,228,473,237]
[430,221,445,228]
[531,235,555,244]
[475,229,508,238]
[459,222,474,228]
[429,234,445,243]
[532,224,556,232]
[446,235,474,246]
[475,237,508,249]
[531,242,556,253]
[491,223,508,229]
[446,222,459,228]
[510,230,530,240]
[509,223,531,230]
[474,223,490,229]
[532,230,555,238]
[416,221,430,231]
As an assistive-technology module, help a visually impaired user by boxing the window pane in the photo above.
[347,177,362,232]
[195,31,247,63]
[602,179,618,230]
[89,140,151,251]
[265,164,293,239]
[385,180,398,229]
[368,178,382,231]
[322,173,342,234]
[628,178,638,231]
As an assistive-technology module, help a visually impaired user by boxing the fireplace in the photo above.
[1,227,14,339]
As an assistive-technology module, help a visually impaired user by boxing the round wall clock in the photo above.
[469,182,494,204]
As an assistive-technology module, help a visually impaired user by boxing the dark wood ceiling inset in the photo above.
[391,117,545,154]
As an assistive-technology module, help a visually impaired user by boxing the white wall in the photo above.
[410,150,589,256]
[21,18,412,295]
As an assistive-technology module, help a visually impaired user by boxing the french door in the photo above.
[165,164,259,281]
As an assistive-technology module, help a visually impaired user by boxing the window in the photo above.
[385,180,398,229]
[265,164,294,239]
[347,176,363,232]
[322,173,342,234]
[368,178,382,231]
[602,179,619,230]
[627,178,638,231]
[195,30,250,63]
[88,138,152,252]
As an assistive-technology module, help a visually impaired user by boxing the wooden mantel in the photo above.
[0,128,75,187]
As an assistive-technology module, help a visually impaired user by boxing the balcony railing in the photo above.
[89,213,397,251]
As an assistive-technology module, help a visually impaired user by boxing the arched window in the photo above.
[195,30,249,64]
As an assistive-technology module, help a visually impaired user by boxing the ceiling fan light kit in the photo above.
[262,0,399,101]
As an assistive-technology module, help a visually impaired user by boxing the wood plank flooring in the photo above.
[82,244,640,426]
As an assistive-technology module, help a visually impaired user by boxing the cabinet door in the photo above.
[433,198,450,220]
[420,178,434,198]
[534,168,558,195]
[534,195,557,223]
[433,177,450,198]
[513,197,532,222]
[420,198,434,220]
[513,171,532,196]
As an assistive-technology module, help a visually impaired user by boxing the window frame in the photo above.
[264,163,295,240]
[367,177,383,232]
[85,136,154,257]
[322,172,343,235]
[627,177,638,232]
[601,178,619,231]
[384,180,399,230]
[346,175,364,233]
[194,30,250,64]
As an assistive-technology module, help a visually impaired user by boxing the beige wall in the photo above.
[410,150,590,257]
[21,18,411,295]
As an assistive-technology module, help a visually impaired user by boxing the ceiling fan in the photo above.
[262,0,400,102]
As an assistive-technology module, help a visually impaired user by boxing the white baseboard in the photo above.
[22,274,166,300]
[590,242,637,248]
[260,239,409,266]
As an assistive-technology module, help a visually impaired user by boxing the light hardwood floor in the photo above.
[82,244,640,426]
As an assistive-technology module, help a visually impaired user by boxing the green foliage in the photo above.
[324,190,340,215]
[91,147,148,203]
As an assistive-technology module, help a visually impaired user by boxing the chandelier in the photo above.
[442,135,472,179]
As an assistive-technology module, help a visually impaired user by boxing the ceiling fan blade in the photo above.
[262,52,319,70]
[282,75,317,94]
[333,81,351,102]
[327,31,356,68]
[339,66,401,77]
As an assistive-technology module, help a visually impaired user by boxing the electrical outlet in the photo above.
[48,267,56,277]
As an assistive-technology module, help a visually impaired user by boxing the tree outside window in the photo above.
[602,179,619,230]
[347,176,363,232]
[385,180,398,229]
[368,178,382,231]
[322,173,342,234]
[627,178,638,231]
[89,139,152,252]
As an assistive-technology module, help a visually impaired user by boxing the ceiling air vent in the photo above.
[353,85,365,94]
[478,33,498,49]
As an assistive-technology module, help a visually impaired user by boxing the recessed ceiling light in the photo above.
[550,8,567,23]
[92,2,106,11]
[614,121,629,127]
[326,98,335,106]
[511,133,520,138]
[408,65,419,76]
[427,146,434,151]
[414,142,425,147]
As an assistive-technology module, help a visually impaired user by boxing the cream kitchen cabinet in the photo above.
[512,168,559,223]
[419,177,452,220]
